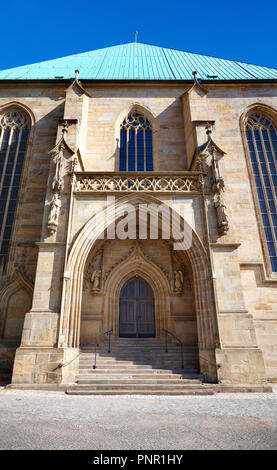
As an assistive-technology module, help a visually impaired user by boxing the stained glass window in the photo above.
[245,114,277,272]
[119,112,153,171]
[0,109,29,270]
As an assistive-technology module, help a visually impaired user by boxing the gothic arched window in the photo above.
[245,113,277,272]
[0,109,29,269]
[119,112,153,171]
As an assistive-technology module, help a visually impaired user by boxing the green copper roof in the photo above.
[1,42,277,81]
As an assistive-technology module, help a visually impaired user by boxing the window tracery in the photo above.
[0,109,29,269]
[245,113,277,272]
[119,112,153,171]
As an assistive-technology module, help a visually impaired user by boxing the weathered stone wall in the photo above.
[0,81,276,386]
[0,85,65,266]
[240,265,277,382]
[11,347,78,387]
[84,86,188,170]
[197,84,277,382]
[0,86,66,377]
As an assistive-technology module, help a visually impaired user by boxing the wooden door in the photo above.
[119,276,155,337]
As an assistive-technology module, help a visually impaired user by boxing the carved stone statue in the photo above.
[91,270,101,291]
[214,196,229,235]
[52,145,64,193]
[211,150,225,194]
[174,270,183,292]
[48,193,61,234]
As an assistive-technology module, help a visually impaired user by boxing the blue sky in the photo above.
[1,0,276,71]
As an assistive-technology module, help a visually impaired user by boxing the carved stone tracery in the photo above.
[75,173,202,193]
[0,253,34,293]
[0,109,29,130]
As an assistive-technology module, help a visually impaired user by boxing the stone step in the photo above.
[81,348,195,356]
[79,361,197,366]
[96,346,188,349]
[79,365,198,370]
[82,344,187,346]
[80,364,154,369]
[79,360,198,366]
[79,363,198,369]
[77,339,201,395]
[78,369,199,375]
[76,374,201,382]
[104,346,192,348]
[81,368,198,374]
[66,387,214,396]
[82,347,197,350]
[82,346,196,349]
[84,338,188,342]
[91,343,195,346]
[80,352,197,358]
[76,378,202,385]
[80,356,198,361]
[79,353,198,358]
[67,382,208,390]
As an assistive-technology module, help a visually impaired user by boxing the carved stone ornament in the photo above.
[211,146,225,194]
[70,156,78,174]
[70,69,92,98]
[50,121,72,192]
[103,241,170,288]
[182,70,208,96]
[0,262,34,293]
[52,143,65,193]
[83,249,104,294]
[174,270,183,293]
[48,192,62,235]
[75,172,202,193]
[47,121,75,236]
[214,195,229,235]
[91,269,102,292]
[197,124,229,236]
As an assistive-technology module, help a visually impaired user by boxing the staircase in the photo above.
[66,337,215,395]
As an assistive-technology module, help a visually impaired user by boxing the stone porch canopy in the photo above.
[0,42,277,82]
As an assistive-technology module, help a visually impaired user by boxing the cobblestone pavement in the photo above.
[0,387,277,450]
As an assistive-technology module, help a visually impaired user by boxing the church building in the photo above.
[0,42,276,394]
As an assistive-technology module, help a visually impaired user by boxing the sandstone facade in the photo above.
[0,72,276,391]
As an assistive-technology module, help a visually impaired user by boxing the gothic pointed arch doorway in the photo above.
[119,275,155,338]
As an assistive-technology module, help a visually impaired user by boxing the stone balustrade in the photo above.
[74,171,203,193]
